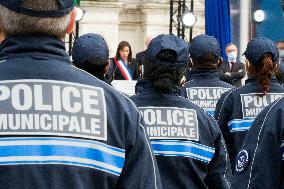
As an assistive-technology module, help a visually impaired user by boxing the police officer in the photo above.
[233,98,284,189]
[0,1,161,188]
[182,35,234,116]
[72,33,111,84]
[131,34,232,189]
[231,96,284,189]
[214,37,284,172]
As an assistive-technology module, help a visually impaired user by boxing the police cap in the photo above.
[72,33,109,68]
[243,37,279,65]
[189,34,221,59]
[0,0,74,18]
[145,34,189,66]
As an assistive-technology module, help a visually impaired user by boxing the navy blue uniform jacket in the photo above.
[182,69,234,116]
[214,76,284,171]
[131,79,232,189]
[0,36,161,189]
[232,97,284,189]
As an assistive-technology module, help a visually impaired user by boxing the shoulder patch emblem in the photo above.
[235,149,249,174]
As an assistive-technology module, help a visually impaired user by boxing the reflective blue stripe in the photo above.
[155,140,215,150]
[151,140,215,163]
[0,137,125,153]
[0,160,120,175]
[0,145,125,167]
[0,137,125,176]
[204,108,215,116]
[206,110,215,116]
[228,118,255,132]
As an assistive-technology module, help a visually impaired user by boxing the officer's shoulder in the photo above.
[218,79,235,88]
[136,51,145,59]
[224,83,253,98]
[259,97,284,120]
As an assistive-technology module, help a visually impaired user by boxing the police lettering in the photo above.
[146,126,196,138]
[241,93,284,118]
[139,107,199,141]
[243,94,284,108]
[187,87,231,110]
[190,100,218,108]
[0,80,107,141]
[187,87,230,100]
[142,109,194,126]
[0,84,100,114]
[0,114,101,135]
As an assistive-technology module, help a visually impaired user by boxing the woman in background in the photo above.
[106,41,139,82]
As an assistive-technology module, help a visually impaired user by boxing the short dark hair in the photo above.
[192,52,219,69]
[76,57,109,80]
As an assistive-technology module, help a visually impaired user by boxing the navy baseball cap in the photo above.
[72,33,109,68]
[243,37,279,65]
[0,0,74,18]
[189,34,221,59]
[145,34,189,66]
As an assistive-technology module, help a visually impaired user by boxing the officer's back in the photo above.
[182,35,234,116]
[232,97,284,189]
[214,37,284,173]
[0,1,161,188]
[131,34,231,189]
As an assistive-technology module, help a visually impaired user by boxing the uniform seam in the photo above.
[216,83,253,122]
[246,98,283,189]
[220,138,231,188]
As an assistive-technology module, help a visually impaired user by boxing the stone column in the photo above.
[78,0,205,56]
[138,2,170,51]
[80,1,124,56]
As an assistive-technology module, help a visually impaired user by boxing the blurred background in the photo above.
[70,0,284,62]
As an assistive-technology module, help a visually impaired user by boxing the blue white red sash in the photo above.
[114,57,133,80]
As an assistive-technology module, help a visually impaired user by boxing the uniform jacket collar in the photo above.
[245,75,278,85]
[190,69,219,79]
[0,35,70,64]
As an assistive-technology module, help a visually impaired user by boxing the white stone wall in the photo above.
[79,0,205,57]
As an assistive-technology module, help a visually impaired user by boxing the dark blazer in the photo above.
[105,57,140,82]
[218,61,246,87]
[135,50,146,66]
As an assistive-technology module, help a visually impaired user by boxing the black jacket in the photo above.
[214,76,284,172]
[218,61,246,87]
[131,80,232,189]
[0,36,161,189]
[182,69,234,116]
[232,97,284,188]
[136,50,146,67]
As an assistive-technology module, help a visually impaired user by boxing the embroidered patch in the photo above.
[235,149,249,173]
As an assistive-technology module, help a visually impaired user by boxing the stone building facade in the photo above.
[79,0,205,57]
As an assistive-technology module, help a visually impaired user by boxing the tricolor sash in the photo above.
[114,57,133,80]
